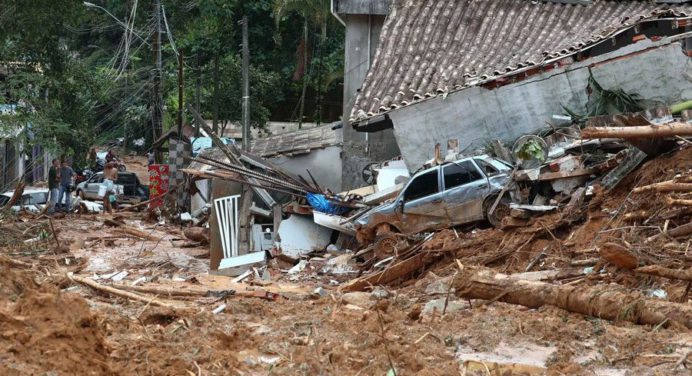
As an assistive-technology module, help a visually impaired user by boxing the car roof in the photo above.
[417,155,480,175]
[93,171,135,176]
[1,187,48,197]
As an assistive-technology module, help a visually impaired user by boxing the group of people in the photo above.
[47,158,74,214]
[47,150,121,214]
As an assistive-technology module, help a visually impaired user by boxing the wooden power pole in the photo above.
[152,0,163,162]
[177,50,184,138]
[241,15,250,151]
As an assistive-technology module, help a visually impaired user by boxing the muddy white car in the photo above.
[355,155,513,258]
[0,188,102,213]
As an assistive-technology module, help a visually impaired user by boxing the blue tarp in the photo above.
[306,193,347,215]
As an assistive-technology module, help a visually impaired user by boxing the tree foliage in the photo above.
[0,0,344,164]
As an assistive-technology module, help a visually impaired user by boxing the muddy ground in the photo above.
[0,147,690,375]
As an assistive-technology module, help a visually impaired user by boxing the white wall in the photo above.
[389,41,692,170]
[268,146,343,192]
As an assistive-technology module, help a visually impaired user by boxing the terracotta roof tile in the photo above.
[349,0,692,124]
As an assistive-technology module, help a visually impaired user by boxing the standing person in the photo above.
[57,159,75,212]
[47,159,60,214]
[102,161,119,213]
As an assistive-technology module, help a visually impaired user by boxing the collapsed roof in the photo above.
[250,123,342,159]
[349,0,692,126]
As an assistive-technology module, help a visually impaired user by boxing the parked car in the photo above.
[76,172,149,204]
[0,188,50,213]
[0,187,102,213]
[355,155,513,258]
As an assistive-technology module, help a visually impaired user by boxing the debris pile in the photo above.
[1,110,691,374]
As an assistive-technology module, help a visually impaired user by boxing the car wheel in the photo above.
[373,233,409,260]
[485,196,511,228]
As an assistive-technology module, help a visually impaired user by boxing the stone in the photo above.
[341,292,374,309]
[371,286,390,299]
[422,298,469,315]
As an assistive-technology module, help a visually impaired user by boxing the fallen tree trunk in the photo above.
[1,182,25,210]
[68,273,182,309]
[0,255,32,268]
[103,218,162,241]
[633,181,692,194]
[648,221,692,242]
[452,263,692,328]
[114,226,162,241]
[581,122,692,139]
[666,197,692,207]
[340,253,436,292]
[635,265,692,282]
[114,284,207,297]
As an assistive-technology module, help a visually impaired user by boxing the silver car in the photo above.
[356,155,512,257]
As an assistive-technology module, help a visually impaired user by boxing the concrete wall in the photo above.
[341,12,401,190]
[389,41,692,170]
[335,0,391,15]
[268,145,342,192]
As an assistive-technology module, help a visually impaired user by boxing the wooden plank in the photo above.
[536,168,596,181]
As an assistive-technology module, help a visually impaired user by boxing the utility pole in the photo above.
[177,51,184,139]
[239,15,253,254]
[241,15,250,152]
[152,0,163,162]
[195,54,201,137]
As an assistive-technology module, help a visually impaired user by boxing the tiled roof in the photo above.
[251,124,341,158]
[349,0,692,124]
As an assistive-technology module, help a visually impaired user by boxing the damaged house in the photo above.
[345,0,692,170]
[187,123,344,273]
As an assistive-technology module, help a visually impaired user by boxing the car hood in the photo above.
[356,200,398,227]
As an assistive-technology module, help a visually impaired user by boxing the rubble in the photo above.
[1,111,691,375]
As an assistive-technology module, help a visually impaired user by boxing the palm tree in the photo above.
[272,0,332,127]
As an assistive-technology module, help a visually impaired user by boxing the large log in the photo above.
[633,181,692,194]
[648,221,692,242]
[581,122,692,139]
[666,197,692,207]
[635,265,692,282]
[67,273,184,309]
[340,253,433,292]
[452,263,692,328]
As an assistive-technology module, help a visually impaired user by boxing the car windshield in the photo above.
[475,157,512,174]
[0,195,9,206]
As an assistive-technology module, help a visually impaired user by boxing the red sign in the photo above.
[148,164,170,209]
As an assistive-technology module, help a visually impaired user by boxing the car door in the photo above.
[442,159,490,224]
[85,175,103,199]
[398,168,448,232]
[31,192,48,212]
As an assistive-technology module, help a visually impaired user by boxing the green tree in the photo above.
[273,0,341,126]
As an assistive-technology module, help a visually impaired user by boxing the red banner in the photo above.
[148,164,170,209]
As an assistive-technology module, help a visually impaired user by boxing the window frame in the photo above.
[402,168,441,202]
[441,159,485,191]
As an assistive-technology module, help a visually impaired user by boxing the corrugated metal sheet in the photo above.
[350,0,692,124]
